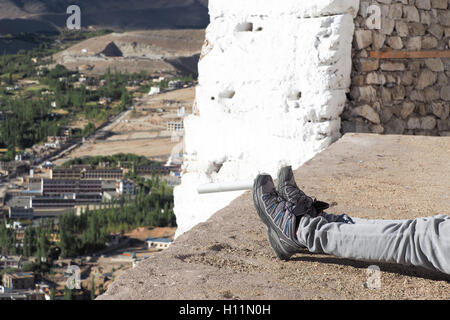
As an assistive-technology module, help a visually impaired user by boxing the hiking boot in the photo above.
[277,166,330,217]
[252,174,306,260]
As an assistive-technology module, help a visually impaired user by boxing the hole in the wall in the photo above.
[213,162,223,173]
[235,22,254,32]
[288,91,302,101]
[211,96,215,100]
[219,90,235,99]
[254,27,263,32]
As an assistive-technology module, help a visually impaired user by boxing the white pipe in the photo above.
[197,180,254,194]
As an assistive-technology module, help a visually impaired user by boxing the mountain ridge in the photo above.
[0,0,209,33]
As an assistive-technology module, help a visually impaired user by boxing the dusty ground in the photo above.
[98,133,450,300]
[124,226,176,241]
[54,87,195,166]
[54,137,178,165]
[112,87,195,133]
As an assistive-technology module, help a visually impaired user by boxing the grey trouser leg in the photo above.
[296,213,450,275]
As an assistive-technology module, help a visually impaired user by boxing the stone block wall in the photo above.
[342,0,450,136]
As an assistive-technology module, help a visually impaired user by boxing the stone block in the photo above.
[420,10,432,25]
[389,3,403,19]
[370,124,385,133]
[372,33,386,50]
[403,6,420,22]
[432,102,449,119]
[380,18,396,35]
[428,24,444,39]
[431,0,447,9]
[381,87,392,102]
[355,30,373,49]
[437,119,449,130]
[415,0,431,10]
[366,72,386,85]
[400,102,415,119]
[407,117,421,129]
[421,116,437,130]
[358,58,379,72]
[425,58,444,72]
[358,86,378,102]
[424,87,440,101]
[401,71,414,86]
[387,36,403,49]
[380,62,406,71]
[406,36,422,50]
[410,90,425,101]
[438,10,450,26]
[437,73,448,86]
[395,21,409,37]
[416,69,437,90]
[440,86,450,100]
[392,85,406,100]
[408,22,426,36]
[384,117,406,134]
[422,36,438,49]
[352,104,381,124]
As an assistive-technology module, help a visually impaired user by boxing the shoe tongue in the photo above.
[261,178,275,193]
[288,175,297,188]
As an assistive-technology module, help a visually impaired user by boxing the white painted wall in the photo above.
[174,0,359,238]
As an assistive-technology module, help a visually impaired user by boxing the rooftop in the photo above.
[5,272,34,280]
[98,134,450,300]
[146,238,173,243]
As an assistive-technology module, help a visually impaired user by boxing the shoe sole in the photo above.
[252,174,294,261]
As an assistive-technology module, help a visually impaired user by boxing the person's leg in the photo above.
[296,213,450,275]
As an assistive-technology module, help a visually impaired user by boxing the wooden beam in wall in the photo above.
[369,49,450,59]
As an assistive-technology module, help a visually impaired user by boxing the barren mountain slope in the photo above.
[0,0,209,32]
[52,29,205,75]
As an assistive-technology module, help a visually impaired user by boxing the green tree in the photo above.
[64,286,73,300]
[90,276,96,300]
[7,72,13,85]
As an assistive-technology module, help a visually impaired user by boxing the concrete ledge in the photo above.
[98,133,450,300]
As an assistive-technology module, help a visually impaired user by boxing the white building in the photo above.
[148,87,161,96]
[44,141,60,149]
[146,238,172,250]
[168,80,182,90]
[177,106,186,118]
[167,121,184,132]
[116,180,135,196]
[8,207,34,220]
[0,256,23,270]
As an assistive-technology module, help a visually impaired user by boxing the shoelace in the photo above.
[284,184,330,217]
[267,190,300,217]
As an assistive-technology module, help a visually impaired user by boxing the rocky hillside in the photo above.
[0,0,209,33]
[51,29,205,76]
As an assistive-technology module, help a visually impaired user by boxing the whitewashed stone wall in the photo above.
[174,0,359,238]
